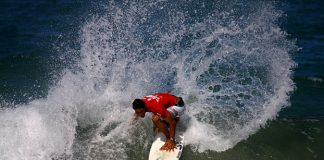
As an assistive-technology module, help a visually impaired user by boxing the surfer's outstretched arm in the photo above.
[131,113,139,124]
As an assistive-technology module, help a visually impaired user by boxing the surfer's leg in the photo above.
[152,115,169,136]
[153,120,169,133]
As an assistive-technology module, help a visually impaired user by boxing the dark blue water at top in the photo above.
[0,0,90,103]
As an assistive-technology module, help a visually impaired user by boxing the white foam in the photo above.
[0,100,76,159]
[307,77,323,82]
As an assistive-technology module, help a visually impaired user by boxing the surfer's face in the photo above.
[135,108,146,118]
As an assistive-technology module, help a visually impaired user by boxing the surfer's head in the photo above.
[133,99,146,117]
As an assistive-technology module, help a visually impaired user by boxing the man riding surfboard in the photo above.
[132,92,185,151]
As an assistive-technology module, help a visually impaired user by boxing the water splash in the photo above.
[75,0,296,154]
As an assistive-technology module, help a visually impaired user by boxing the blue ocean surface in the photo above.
[0,0,323,159]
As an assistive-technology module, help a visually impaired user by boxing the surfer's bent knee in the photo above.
[152,114,160,123]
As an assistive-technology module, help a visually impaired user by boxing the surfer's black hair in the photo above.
[177,97,185,107]
[132,99,145,110]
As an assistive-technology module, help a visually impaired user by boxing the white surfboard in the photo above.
[148,132,184,160]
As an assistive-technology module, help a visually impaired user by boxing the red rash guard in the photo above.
[142,93,177,118]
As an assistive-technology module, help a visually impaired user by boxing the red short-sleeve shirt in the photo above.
[142,93,177,118]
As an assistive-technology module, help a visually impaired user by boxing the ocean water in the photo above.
[0,0,323,160]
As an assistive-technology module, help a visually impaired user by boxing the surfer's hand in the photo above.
[160,139,176,152]
[132,113,139,124]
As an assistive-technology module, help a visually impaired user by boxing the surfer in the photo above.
[132,92,185,151]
